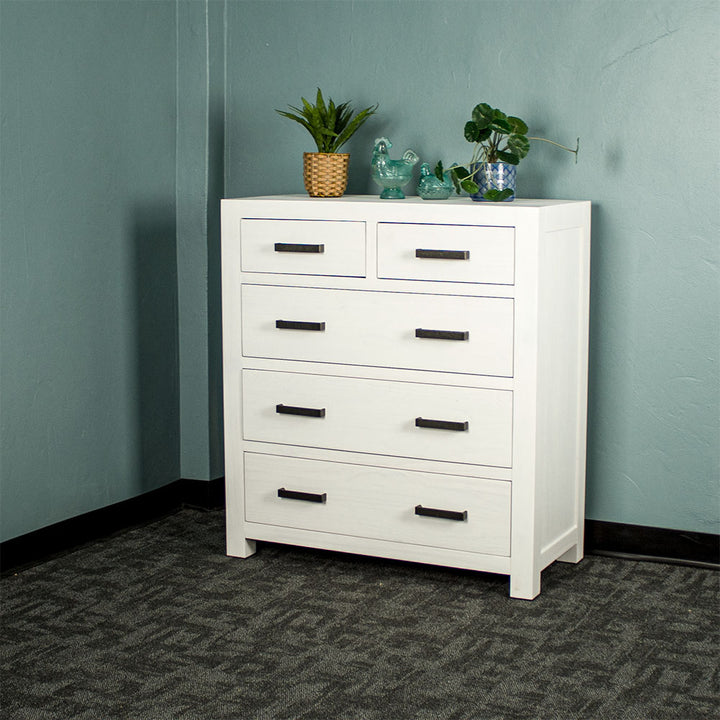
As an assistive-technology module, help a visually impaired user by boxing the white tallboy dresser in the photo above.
[221,195,591,599]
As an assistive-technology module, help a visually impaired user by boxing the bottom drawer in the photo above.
[244,453,511,556]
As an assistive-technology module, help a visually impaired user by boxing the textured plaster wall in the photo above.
[1,0,717,542]
[176,0,226,481]
[1,0,224,542]
[225,0,719,533]
[0,0,181,541]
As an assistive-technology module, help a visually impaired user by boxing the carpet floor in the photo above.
[1,508,718,719]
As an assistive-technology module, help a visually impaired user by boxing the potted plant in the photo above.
[276,88,378,198]
[441,103,579,201]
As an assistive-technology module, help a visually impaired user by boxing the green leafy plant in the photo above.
[439,103,579,201]
[276,88,378,154]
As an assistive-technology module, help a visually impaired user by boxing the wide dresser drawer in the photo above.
[244,453,511,556]
[241,284,514,377]
[242,369,513,467]
[240,218,366,276]
[377,222,515,284]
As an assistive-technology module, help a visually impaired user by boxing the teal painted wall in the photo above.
[226,0,719,534]
[1,0,718,542]
[0,0,183,541]
[1,0,224,542]
[176,0,226,481]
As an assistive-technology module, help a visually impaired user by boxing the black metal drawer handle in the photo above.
[415,249,470,260]
[276,404,326,418]
[276,320,326,331]
[278,488,327,503]
[274,242,325,253]
[415,328,469,341]
[415,417,469,432]
[415,505,468,521]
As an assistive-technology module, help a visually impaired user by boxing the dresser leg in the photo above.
[227,538,257,559]
[557,542,583,564]
[509,571,541,600]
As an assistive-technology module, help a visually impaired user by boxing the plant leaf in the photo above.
[508,116,528,134]
[484,188,515,201]
[472,103,494,127]
[461,179,479,194]
[464,121,481,143]
[275,109,323,149]
[327,97,337,136]
[335,102,352,131]
[496,150,520,165]
[277,92,378,153]
[275,109,310,129]
[300,97,314,117]
[450,168,462,194]
[490,117,512,134]
[306,109,328,151]
[332,104,378,151]
[507,134,530,159]
[434,161,444,182]
[315,88,327,120]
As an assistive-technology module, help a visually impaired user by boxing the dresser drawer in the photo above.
[244,453,511,556]
[242,370,513,467]
[240,219,366,276]
[241,284,514,377]
[377,222,514,284]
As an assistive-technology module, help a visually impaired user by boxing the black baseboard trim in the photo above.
[178,476,226,510]
[585,519,719,569]
[4,490,717,576]
[0,477,225,576]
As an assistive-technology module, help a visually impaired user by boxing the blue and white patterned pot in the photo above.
[470,162,517,202]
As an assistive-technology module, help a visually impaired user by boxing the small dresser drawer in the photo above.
[240,219,366,276]
[244,453,511,556]
[241,284,513,377]
[377,222,514,284]
[242,369,513,467]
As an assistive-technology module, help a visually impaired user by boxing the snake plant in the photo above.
[276,88,378,154]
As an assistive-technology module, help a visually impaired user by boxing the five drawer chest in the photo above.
[221,195,591,599]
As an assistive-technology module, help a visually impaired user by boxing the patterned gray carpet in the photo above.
[1,508,718,720]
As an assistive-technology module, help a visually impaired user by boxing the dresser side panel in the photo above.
[221,200,255,557]
[507,213,542,596]
[535,206,590,560]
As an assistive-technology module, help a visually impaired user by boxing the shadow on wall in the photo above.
[516,166,548,200]
[208,97,226,478]
[132,203,180,491]
[584,202,608,516]
[344,127,384,196]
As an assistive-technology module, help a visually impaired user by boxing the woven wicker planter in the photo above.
[303,152,350,198]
